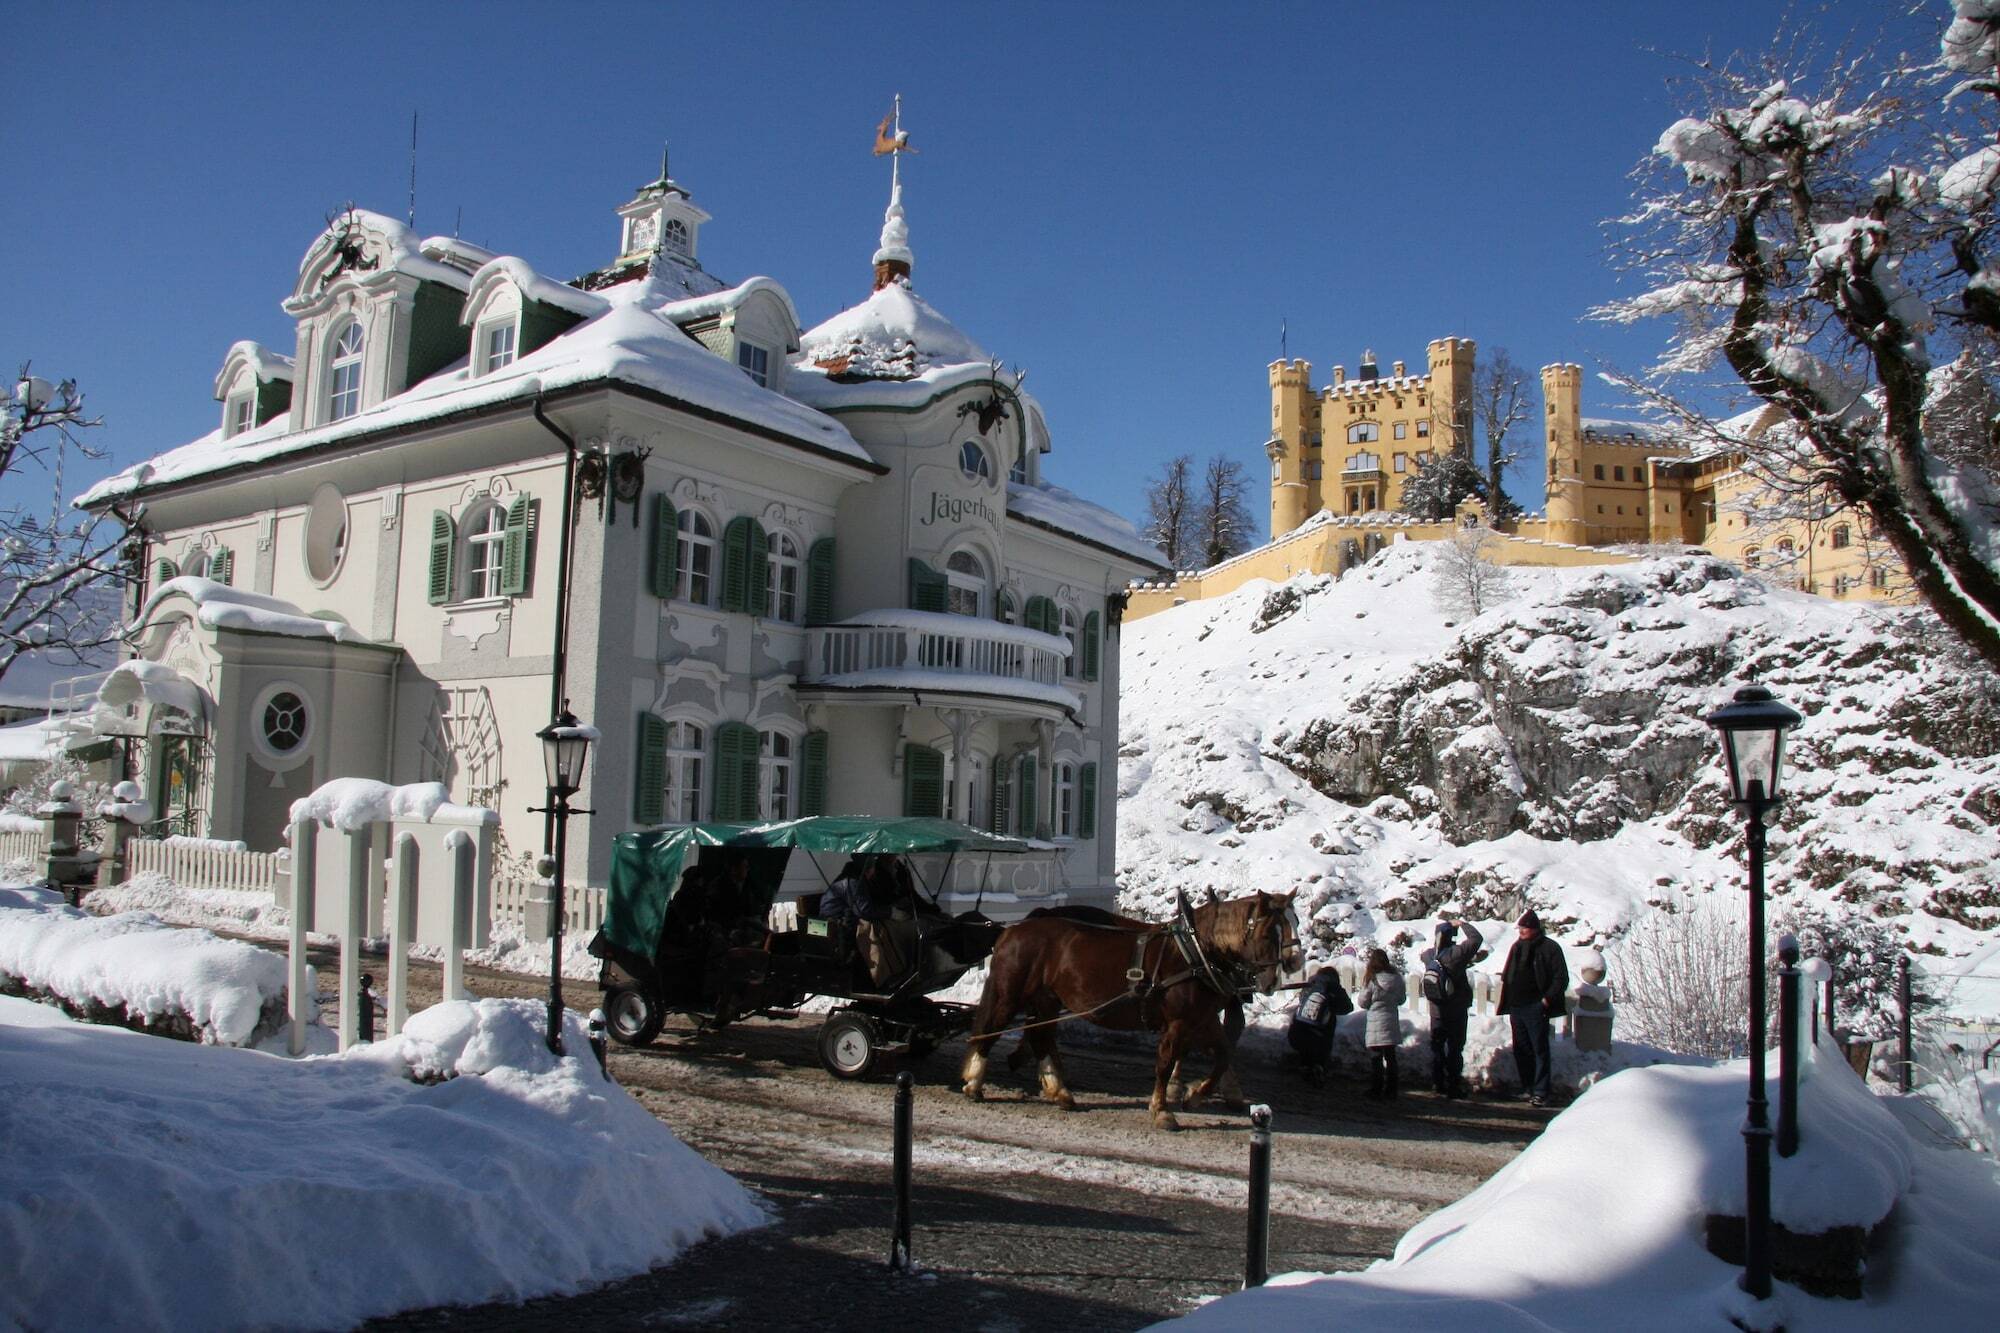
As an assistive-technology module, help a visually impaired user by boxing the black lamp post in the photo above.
[1703,683,1802,1301]
[533,705,595,1055]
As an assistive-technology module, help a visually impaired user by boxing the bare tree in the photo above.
[1474,347,1531,521]
[1,370,128,689]
[1429,523,1514,618]
[1194,455,1254,567]
[1142,453,1197,569]
[1595,7,2000,668]
[1612,892,1753,1059]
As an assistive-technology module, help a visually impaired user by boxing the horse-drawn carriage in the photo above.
[587,816,1037,1078]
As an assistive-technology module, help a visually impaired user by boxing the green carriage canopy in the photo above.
[602,816,1039,960]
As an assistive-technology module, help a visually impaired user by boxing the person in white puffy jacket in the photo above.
[1355,948,1407,1100]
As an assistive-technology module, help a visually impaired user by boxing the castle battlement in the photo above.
[1269,358,1313,387]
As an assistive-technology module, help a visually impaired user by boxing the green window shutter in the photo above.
[210,547,234,587]
[634,713,667,824]
[427,512,455,605]
[1082,611,1101,681]
[499,494,532,596]
[805,538,836,625]
[903,744,944,819]
[908,558,947,613]
[712,721,759,820]
[800,730,829,816]
[648,494,679,598]
[152,558,176,589]
[1016,754,1039,838]
[1079,762,1098,839]
[1025,595,1056,635]
[720,516,767,614]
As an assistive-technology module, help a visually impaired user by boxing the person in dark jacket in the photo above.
[1422,918,1483,1098]
[1497,910,1569,1107]
[1287,965,1351,1086]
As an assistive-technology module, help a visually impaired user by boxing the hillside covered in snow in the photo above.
[1117,543,2000,1022]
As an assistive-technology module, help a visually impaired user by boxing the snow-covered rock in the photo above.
[1118,545,2000,1021]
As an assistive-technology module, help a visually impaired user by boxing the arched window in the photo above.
[1775,538,1796,558]
[959,441,992,481]
[663,217,690,255]
[1347,422,1379,444]
[676,509,716,605]
[760,730,794,820]
[1060,606,1080,677]
[1053,761,1078,839]
[945,550,986,618]
[181,550,209,579]
[461,502,509,600]
[326,321,364,422]
[665,720,705,822]
[1744,546,1761,568]
[1831,523,1851,550]
[767,531,802,622]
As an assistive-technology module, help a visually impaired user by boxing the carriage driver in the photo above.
[822,856,906,987]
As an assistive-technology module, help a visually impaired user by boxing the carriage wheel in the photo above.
[602,985,664,1048]
[818,1011,881,1080]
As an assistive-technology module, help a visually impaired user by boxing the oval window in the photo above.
[261,691,309,754]
[304,484,348,585]
[959,441,992,481]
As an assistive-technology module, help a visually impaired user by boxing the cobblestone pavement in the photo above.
[280,942,1548,1331]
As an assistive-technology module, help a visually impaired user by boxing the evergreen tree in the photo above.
[1396,448,1486,522]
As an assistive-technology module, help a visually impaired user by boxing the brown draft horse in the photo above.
[960,890,1301,1130]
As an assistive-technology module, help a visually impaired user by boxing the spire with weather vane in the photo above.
[871,95,916,291]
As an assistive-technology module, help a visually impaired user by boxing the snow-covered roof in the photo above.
[795,280,989,382]
[81,274,874,506]
[0,716,64,762]
[1580,416,1677,442]
[213,341,294,398]
[419,235,500,275]
[98,659,209,721]
[135,577,371,644]
[1007,481,1168,570]
[463,256,611,322]
[657,277,801,333]
[289,208,471,301]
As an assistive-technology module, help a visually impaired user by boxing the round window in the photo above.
[261,691,309,754]
[304,483,348,585]
[959,440,992,481]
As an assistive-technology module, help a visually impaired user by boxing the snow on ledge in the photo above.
[290,778,499,831]
[827,607,1070,653]
[138,576,369,644]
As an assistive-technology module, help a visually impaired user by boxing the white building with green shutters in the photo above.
[77,157,1165,908]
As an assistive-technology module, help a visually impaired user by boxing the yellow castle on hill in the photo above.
[1125,339,1910,621]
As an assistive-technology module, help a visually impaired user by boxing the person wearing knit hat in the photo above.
[1497,909,1568,1107]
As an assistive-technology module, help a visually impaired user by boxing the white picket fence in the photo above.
[125,837,284,895]
[490,867,607,936]
[0,824,49,868]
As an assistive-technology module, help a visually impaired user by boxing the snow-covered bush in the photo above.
[1611,891,1754,1059]
[1778,902,1933,1043]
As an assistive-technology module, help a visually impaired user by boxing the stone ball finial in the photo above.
[49,780,74,800]
[112,780,141,802]
[1579,948,1607,986]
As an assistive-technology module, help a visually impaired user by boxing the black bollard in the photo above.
[358,973,376,1045]
[1897,956,1913,1095]
[587,1009,611,1081]
[1777,936,1799,1159]
[889,1070,913,1274]
[1244,1104,1273,1289]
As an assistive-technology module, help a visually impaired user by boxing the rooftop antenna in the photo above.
[453,204,462,239]
[1281,316,1288,362]
[407,109,418,229]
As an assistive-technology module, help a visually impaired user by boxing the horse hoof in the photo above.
[1056,1093,1077,1112]
[962,1083,984,1100]
[1154,1111,1182,1132]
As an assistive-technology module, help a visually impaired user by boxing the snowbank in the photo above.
[0,884,286,1044]
[1164,1042,1997,1330]
[289,776,496,830]
[0,997,764,1330]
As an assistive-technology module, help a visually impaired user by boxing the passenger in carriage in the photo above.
[821,856,906,987]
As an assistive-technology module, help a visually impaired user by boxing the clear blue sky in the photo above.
[1,0,1935,540]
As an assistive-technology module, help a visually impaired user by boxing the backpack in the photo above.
[1422,955,1458,1006]
[1292,969,1351,1032]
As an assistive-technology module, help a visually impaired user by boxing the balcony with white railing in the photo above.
[801,610,1080,715]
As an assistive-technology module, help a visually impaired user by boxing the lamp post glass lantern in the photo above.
[1703,683,1802,1302]
[533,706,596,1054]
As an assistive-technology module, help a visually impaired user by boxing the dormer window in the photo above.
[225,394,255,439]
[327,321,364,422]
[480,321,518,375]
[737,341,770,387]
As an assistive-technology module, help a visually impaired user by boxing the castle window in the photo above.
[1416,421,1430,438]
[1393,422,1407,440]
[1393,453,1407,473]
[1832,575,1850,596]
[1744,546,1761,568]
[1597,505,1605,514]
[1347,422,1379,443]
[480,321,517,375]
[1594,464,1605,480]
[1870,565,1889,589]
[1614,466,1626,482]
[1616,506,1624,515]
[1345,451,1380,473]
[1831,523,1851,549]
[738,341,770,387]
[1776,538,1796,557]
[326,320,364,422]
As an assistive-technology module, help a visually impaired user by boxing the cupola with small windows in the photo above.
[574,147,724,299]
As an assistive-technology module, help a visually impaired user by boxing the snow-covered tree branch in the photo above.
[1596,1,2000,667]
[1,369,130,688]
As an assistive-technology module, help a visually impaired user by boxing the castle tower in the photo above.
[1426,337,1478,459]
[1268,358,1314,539]
[1541,363,1586,543]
